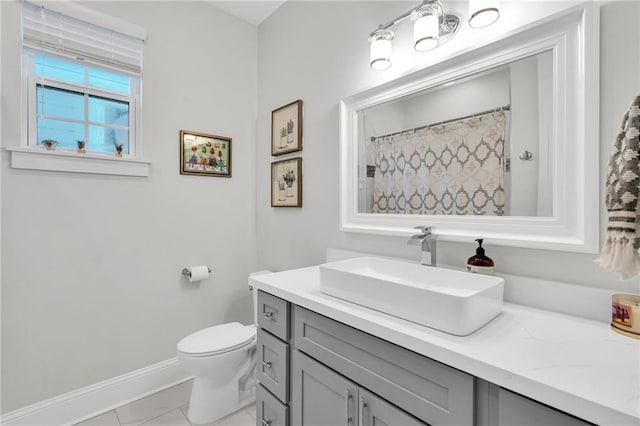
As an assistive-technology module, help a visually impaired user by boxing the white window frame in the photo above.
[25,52,141,158]
[8,2,149,177]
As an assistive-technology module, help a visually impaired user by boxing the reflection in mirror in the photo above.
[357,50,553,217]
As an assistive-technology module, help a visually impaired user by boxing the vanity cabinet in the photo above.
[256,290,594,426]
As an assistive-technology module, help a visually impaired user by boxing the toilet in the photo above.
[177,271,270,424]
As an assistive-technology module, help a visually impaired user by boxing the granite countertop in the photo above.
[250,266,640,426]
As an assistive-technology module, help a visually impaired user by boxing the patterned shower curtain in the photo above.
[372,110,508,215]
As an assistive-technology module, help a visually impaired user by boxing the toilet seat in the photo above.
[177,322,255,357]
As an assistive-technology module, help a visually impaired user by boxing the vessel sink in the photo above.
[319,257,504,336]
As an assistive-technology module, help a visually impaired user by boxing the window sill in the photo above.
[6,147,150,177]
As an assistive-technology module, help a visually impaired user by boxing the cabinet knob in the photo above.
[264,311,274,320]
[261,420,272,426]
[262,361,272,369]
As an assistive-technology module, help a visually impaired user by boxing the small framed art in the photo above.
[271,157,302,207]
[271,99,303,156]
[180,130,232,177]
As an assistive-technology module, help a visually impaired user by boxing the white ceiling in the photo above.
[206,1,287,26]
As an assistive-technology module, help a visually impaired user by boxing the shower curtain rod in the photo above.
[370,105,511,142]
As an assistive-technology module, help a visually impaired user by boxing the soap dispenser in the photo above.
[467,239,495,275]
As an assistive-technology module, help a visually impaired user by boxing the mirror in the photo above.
[358,50,553,217]
[339,5,599,253]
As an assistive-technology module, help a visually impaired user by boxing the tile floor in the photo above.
[74,380,256,426]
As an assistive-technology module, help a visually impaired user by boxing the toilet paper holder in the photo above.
[181,266,212,278]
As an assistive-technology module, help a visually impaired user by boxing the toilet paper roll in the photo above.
[186,266,211,282]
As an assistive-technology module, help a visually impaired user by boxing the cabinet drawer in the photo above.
[257,328,289,403]
[293,306,474,426]
[257,384,289,426]
[258,291,290,341]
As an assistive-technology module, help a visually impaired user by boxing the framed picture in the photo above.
[180,130,232,177]
[271,99,303,156]
[271,157,302,207]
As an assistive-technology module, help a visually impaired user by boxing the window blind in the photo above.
[22,1,143,75]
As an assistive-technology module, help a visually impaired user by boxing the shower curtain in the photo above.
[372,110,507,215]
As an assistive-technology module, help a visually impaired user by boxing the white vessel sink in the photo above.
[319,257,504,336]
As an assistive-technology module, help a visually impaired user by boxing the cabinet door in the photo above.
[359,388,427,426]
[475,381,593,426]
[496,388,592,426]
[292,350,358,426]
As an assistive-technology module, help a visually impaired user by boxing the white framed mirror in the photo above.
[339,4,599,253]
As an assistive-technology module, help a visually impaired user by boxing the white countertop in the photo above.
[250,266,640,426]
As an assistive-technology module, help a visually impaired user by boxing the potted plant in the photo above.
[76,140,86,153]
[41,139,58,151]
[287,119,294,144]
[280,127,287,148]
[114,143,124,157]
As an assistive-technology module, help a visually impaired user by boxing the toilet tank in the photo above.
[249,271,273,325]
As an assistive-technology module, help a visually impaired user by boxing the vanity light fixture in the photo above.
[369,0,500,70]
[468,0,500,28]
[368,0,459,70]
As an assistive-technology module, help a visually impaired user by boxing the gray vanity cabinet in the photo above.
[255,290,593,426]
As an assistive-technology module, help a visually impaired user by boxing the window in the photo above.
[11,1,148,176]
[27,52,138,156]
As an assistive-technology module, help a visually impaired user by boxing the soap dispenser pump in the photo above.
[466,239,495,275]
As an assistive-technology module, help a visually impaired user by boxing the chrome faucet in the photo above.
[408,226,437,267]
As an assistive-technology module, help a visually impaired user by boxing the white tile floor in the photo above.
[74,380,256,426]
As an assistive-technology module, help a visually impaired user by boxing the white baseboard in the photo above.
[1,357,192,426]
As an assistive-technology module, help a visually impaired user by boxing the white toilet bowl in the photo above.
[177,322,257,424]
[177,271,272,425]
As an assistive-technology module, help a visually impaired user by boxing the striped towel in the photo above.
[596,92,640,279]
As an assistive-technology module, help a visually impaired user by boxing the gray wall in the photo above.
[256,0,640,292]
[1,1,258,412]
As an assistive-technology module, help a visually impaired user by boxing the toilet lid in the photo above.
[177,322,255,356]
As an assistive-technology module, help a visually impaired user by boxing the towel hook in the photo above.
[519,150,533,161]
